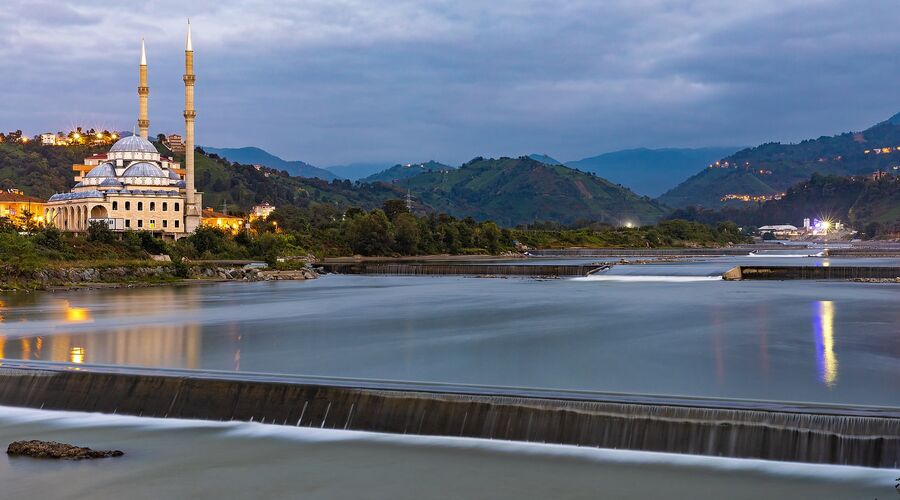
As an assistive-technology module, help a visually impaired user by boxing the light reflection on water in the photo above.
[0,270,897,406]
[814,301,838,388]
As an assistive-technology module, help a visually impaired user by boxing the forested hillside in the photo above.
[659,115,900,208]
[398,156,668,226]
[669,174,900,237]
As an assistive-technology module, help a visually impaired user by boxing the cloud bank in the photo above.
[3,0,900,166]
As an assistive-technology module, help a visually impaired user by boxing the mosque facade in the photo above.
[45,23,201,237]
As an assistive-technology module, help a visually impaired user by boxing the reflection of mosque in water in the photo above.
[0,288,201,369]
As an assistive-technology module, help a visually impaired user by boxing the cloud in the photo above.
[2,0,900,166]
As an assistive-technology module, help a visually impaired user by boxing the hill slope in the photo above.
[669,174,900,235]
[186,148,400,212]
[361,161,454,184]
[201,146,337,180]
[399,156,667,226]
[658,116,900,208]
[566,147,742,197]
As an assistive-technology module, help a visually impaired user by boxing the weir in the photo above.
[320,263,608,277]
[0,365,897,468]
[527,247,772,257]
[723,266,900,280]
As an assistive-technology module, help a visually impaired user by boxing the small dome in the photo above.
[122,162,167,178]
[84,162,116,178]
[167,169,182,180]
[99,178,124,187]
[109,135,157,153]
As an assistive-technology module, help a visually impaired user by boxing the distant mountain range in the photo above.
[200,144,740,199]
[324,162,395,180]
[200,146,338,180]
[565,147,742,197]
[361,161,454,184]
[658,115,900,208]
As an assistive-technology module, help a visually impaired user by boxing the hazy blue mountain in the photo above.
[325,162,395,180]
[528,153,564,165]
[201,146,337,180]
[566,147,743,197]
[361,161,455,184]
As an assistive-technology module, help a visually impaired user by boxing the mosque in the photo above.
[45,22,202,237]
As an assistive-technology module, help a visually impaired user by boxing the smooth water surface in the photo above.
[1,257,898,406]
[0,406,894,500]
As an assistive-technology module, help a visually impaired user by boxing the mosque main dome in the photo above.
[122,161,167,178]
[109,135,158,153]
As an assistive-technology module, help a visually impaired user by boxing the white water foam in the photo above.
[747,252,825,258]
[572,275,723,282]
[0,405,894,485]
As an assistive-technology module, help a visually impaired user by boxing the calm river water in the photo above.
[0,256,898,499]
[1,256,898,406]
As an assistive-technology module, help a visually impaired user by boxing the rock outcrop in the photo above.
[7,440,123,460]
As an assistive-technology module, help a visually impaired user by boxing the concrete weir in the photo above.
[0,365,897,468]
[320,263,607,277]
[724,266,900,280]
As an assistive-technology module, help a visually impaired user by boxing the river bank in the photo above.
[0,264,317,292]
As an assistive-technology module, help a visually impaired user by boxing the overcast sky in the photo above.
[3,0,900,166]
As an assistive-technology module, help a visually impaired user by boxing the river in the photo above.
[0,255,898,498]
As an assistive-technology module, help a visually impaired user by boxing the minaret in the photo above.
[183,20,201,231]
[138,39,149,139]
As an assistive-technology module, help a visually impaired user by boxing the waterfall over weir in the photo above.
[319,263,608,277]
[0,365,896,468]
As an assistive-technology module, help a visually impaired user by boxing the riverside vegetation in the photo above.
[0,199,748,289]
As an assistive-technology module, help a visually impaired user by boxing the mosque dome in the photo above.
[109,135,158,154]
[167,169,182,180]
[122,162,167,178]
[84,162,117,178]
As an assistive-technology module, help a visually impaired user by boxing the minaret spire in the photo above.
[183,19,201,232]
[186,19,193,51]
[137,38,149,139]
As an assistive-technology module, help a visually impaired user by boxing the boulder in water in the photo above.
[7,440,123,460]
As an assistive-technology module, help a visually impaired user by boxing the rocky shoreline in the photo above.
[1,264,318,292]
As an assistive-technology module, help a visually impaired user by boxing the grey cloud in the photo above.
[2,0,899,166]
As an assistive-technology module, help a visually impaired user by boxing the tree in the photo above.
[477,221,502,254]
[393,213,420,254]
[382,199,409,221]
[347,209,393,256]
[87,220,115,244]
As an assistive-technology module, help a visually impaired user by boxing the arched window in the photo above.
[112,201,118,210]
[137,202,143,211]
[150,202,156,211]
[174,203,180,211]
[125,201,131,210]
[162,202,168,211]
